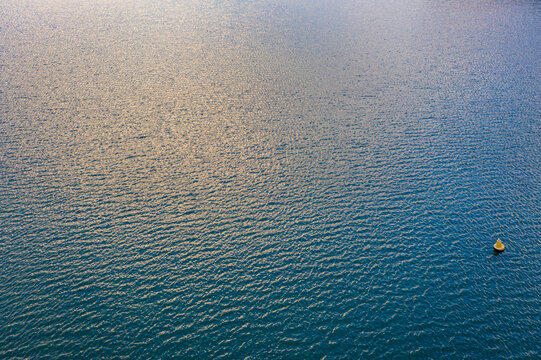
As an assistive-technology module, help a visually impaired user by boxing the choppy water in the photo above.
[1,0,540,358]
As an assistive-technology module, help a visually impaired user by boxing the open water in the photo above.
[1,0,540,358]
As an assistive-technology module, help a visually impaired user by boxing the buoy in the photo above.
[493,239,505,252]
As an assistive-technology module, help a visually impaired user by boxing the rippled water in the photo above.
[1,0,540,358]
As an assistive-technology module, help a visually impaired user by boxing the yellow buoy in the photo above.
[493,239,505,252]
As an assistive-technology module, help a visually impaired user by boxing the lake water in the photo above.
[1,0,540,358]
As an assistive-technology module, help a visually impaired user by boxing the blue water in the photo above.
[1,0,540,358]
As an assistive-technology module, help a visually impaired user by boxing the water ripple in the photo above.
[1,0,541,358]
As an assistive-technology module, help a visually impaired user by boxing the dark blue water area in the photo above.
[0,0,540,358]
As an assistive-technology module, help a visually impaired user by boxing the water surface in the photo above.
[1,0,540,358]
